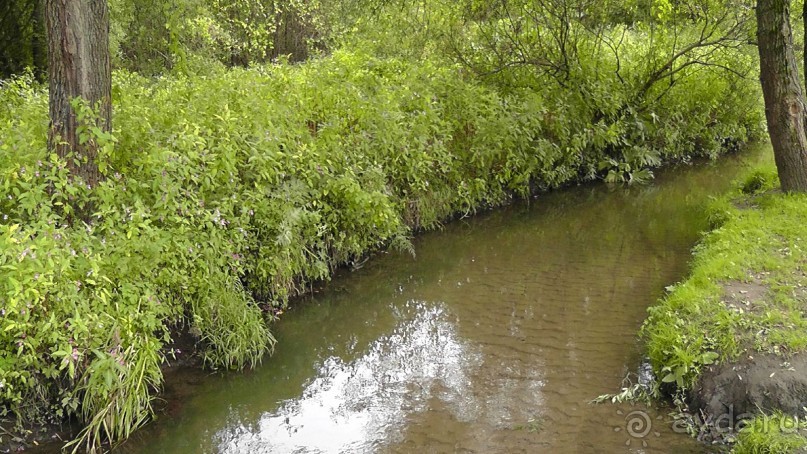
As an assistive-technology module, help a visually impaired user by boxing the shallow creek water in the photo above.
[117,147,771,453]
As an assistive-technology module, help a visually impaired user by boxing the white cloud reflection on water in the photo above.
[212,302,494,453]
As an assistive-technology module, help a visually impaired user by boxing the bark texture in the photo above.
[757,0,807,192]
[46,0,110,188]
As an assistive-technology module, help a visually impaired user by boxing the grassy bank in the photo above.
[643,161,807,451]
[734,413,807,453]
[0,48,762,450]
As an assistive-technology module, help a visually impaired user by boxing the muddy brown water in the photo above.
[116,147,772,454]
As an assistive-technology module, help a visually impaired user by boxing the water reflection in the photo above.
[214,303,487,453]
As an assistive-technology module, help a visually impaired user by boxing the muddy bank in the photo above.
[0,421,74,454]
[688,279,807,439]
[691,353,807,437]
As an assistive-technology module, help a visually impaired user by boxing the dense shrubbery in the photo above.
[0,4,765,448]
[108,0,332,73]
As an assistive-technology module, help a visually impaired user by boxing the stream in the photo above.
[117,146,771,453]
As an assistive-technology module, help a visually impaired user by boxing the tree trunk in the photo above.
[31,0,47,81]
[46,0,111,189]
[757,0,807,192]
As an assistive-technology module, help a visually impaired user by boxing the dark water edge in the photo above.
[30,146,772,454]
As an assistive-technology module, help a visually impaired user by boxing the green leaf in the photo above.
[661,373,677,383]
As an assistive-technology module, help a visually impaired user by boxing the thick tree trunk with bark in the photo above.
[46,0,111,189]
[757,0,807,192]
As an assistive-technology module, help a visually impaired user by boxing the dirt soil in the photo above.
[691,277,807,433]
[691,352,807,432]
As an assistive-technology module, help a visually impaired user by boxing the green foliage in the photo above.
[591,377,660,405]
[343,0,763,183]
[109,0,328,74]
[644,167,807,391]
[659,351,719,388]
[741,168,778,194]
[0,0,47,80]
[0,2,765,448]
[189,277,273,370]
[734,413,807,454]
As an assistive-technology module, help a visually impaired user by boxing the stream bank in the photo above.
[643,160,807,452]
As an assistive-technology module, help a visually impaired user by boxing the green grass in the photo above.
[645,165,807,386]
[734,413,807,454]
[643,164,807,451]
